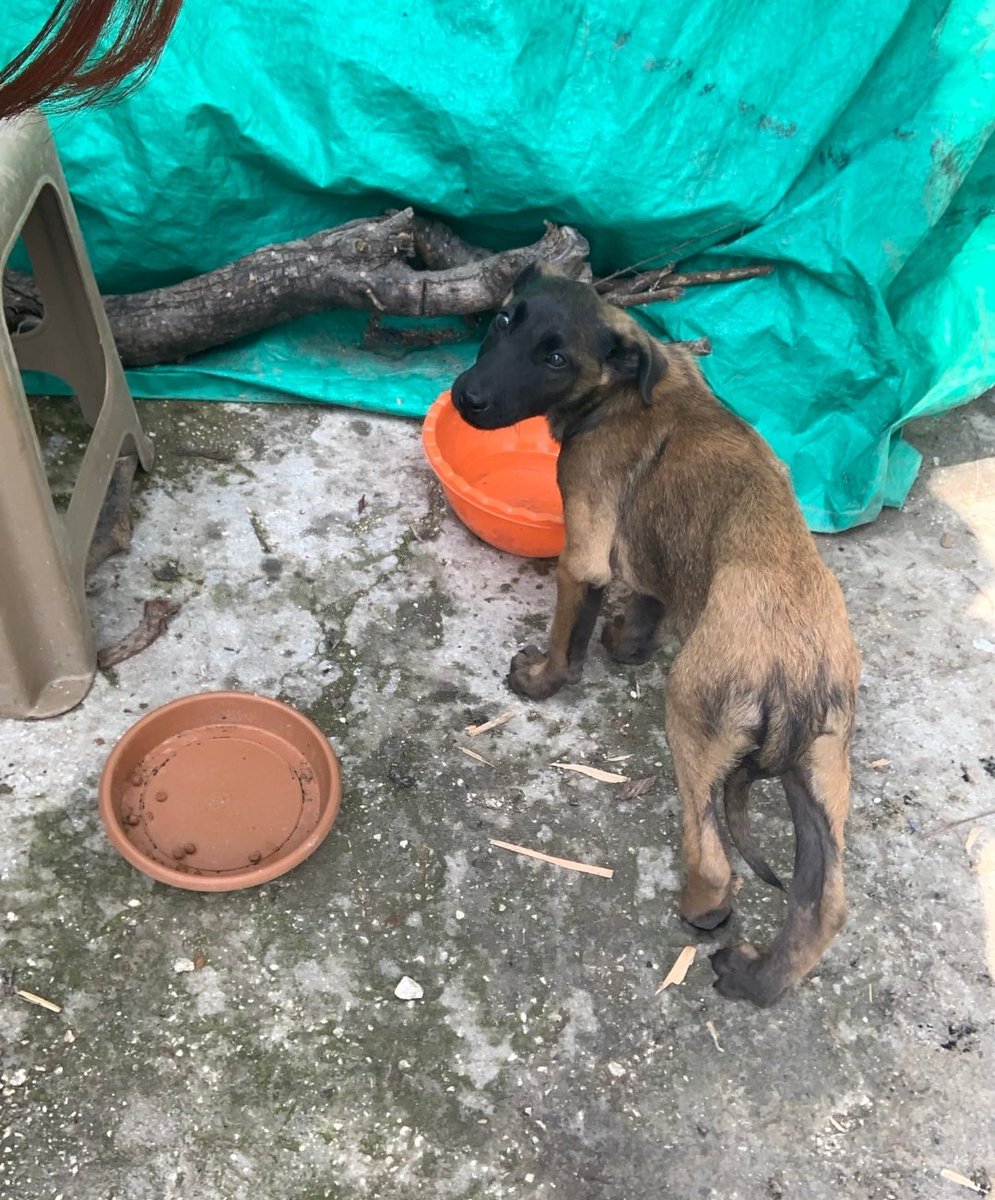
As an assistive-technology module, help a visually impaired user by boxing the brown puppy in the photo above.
[450,263,861,1007]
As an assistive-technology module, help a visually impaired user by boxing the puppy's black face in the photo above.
[451,266,664,436]
[451,282,593,430]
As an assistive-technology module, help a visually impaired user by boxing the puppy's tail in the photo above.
[723,775,785,891]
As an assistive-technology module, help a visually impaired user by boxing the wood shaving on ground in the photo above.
[656,945,696,993]
[617,775,658,801]
[488,838,613,878]
[940,1168,986,1194]
[705,1019,724,1052]
[866,757,891,769]
[465,711,515,737]
[552,762,629,783]
[97,598,180,669]
[828,1115,846,1133]
[458,746,492,766]
[601,754,633,763]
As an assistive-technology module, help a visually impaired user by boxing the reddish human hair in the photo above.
[0,0,182,119]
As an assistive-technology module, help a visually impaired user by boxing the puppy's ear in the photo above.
[510,261,542,293]
[508,258,569,294]
[605,330,666,405]
[502,260,545,306]
[511,258,559,292]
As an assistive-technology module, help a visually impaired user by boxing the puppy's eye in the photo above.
[546,351,567,369]
[494,311,511,330]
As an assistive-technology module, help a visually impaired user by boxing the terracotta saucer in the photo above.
[99,691,341,891]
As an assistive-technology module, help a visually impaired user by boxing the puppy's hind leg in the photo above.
[601,593,666,665]
[712,731,851,1006]
[666,699,746,932]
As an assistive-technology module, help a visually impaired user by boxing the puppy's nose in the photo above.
[458,388,488,415]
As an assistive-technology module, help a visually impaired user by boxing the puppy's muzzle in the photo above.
[451,374,489,421]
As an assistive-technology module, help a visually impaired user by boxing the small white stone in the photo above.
[173,958,197,974]
[127,899,142,908]
[394,976,424,1001]
[2,1069,28,1087]
[455,910,465,920]
[607,1061,627,1078]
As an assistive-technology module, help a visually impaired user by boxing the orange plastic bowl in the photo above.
[422,391,564,558]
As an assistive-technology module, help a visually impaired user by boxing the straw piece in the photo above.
[488,838,613,878]
[940,1169,985,1194]
[16,988,62,1014]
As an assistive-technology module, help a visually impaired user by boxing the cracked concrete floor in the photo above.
[1,389,994,1200]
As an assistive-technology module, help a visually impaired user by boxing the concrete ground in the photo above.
[1,386,994,1200]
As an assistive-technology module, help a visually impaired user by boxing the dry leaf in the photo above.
[617,775,658,801]
[552,762,629,783]
[489,838,613,878]
[656,945,696,993]
[465,711,514,737]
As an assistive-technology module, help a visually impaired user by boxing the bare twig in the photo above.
[923,807,995,837]
[465,711,515,737]
[97,598,180,669]
[600,263,773,308]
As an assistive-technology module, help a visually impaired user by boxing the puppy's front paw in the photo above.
[710,943,783,1008]
[508,645,565,700]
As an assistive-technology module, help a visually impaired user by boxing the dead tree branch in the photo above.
[3,208,770,367]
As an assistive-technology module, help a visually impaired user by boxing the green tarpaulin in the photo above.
[4,0,993,529]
